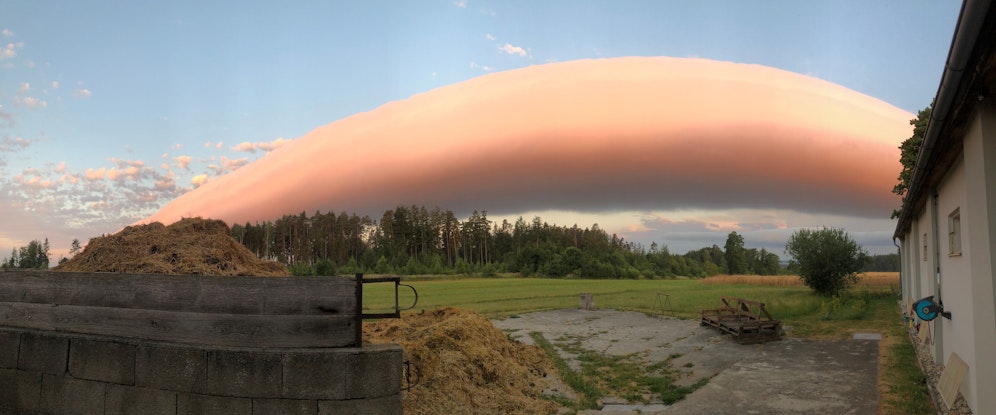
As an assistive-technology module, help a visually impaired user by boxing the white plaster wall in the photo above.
[958,101,996,413]
[934,154,976,409]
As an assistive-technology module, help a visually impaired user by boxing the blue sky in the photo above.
[0,1,963,260]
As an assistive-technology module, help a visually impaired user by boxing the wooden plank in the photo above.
[938,352,968,408]
[0,271,356,316]
[0,301,356,348]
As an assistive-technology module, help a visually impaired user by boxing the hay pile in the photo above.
[364,308,560,415]
[55,217,289,276]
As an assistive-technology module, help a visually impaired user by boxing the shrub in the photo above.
[785,227,868,297]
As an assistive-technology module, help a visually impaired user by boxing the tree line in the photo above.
[229,206,794,278]
[1,206,899,277]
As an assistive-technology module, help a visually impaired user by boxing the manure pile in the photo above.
[55,217,289,276]
[364,307,560,415]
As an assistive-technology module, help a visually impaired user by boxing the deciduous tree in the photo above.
[892,105,931,219]
[785,227,868,297]
[724,231,747,274]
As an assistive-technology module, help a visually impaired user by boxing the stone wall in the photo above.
[0,328,402,415]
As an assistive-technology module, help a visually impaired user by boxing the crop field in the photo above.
[363,272,932,414]
[700,271,900,288]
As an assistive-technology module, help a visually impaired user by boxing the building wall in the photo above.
[900,101,996,413]
[958,100,996,413]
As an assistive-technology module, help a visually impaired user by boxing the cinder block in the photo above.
[0,331,19,368]
[41,374,105,415]
[282,351,347,399]
[252,398,317,415]
[318,395,403,415]
[69,339,136,385]
[105,384,176,415]
[204,349,282,398]
[136,344,207,392]
[345,344,402,399]
[18,333,68,375]
[177,393,251,415]
[0,368,42,410]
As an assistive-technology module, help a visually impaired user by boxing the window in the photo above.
[948,208,961,256]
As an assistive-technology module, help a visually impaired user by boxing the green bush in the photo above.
[785,227,868,297]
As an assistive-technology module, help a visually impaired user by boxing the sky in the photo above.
[0,1,963,261]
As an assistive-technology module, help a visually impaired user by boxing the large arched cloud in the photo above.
[141,57,911,226]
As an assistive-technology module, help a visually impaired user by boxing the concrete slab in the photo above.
[494,309,880,415]
[853,332,883,340]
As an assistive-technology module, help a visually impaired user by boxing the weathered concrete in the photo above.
[0,327,403,415]
[665,339,879,414]
[104,384,176,415]
[69,339,136,385]
[495,309,880,415]
[17,333,68,375]
[0,331,18,368]
[135,344,208,392]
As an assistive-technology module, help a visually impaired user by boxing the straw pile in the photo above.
[364,307,560,415]
[54,217,289,276]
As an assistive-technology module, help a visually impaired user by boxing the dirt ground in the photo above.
[493,309,880,415]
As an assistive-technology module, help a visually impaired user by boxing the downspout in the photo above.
[893,237,902,297]
[932,195,943,308]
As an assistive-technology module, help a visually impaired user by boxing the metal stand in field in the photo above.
[652,292,674,319]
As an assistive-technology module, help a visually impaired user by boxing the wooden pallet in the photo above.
[700,296,782,344]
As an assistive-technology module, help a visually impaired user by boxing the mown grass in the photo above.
[362,272,931,414]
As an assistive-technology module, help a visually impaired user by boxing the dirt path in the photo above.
[493,309,880,415]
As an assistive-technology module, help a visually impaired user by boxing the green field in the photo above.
[362,276,933,414]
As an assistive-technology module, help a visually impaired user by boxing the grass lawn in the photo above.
[362,273,932,415]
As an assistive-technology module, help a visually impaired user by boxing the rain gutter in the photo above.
[895,0,992,239]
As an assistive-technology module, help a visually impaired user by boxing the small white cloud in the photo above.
[452,0,467,8]
[480,8,496,17]
[498,43,526,56]
[1,29,13,38]
[73,88,92,98]
[172,143,183,150]
[55,161,66,173]
[17,82,30,94]
[208,156,249,175]
[485,33,496,41]
[155,173,176,191]
[84,167,106,181]
[0,137,30,152]
[191,174,209,188]
[203,141,212,148]
[231,137,291,153]
[215,142,223,149]
[469,62,495,72]
[13,96,47,109]
[51,81,59,89]
[175,155,192,169]
[0,42,19,60]
[498,43,527,57]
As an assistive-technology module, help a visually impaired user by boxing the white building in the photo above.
[894,1,996,413]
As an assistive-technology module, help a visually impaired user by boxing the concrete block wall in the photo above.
[0,328,402,415]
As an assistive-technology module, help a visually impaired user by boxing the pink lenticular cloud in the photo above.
[141,57,913,227]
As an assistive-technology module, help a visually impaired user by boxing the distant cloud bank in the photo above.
[141,57,912,230]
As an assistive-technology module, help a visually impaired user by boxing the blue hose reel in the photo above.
[912,296,951,321]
